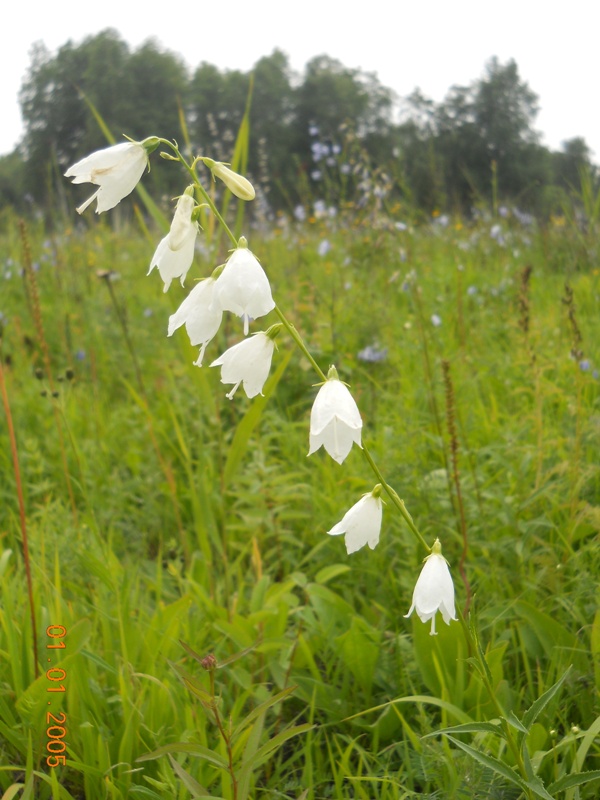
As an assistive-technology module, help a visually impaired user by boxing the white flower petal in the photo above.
[167,278,222,365]
[65,142,148,214]
[214,247,275,332]
[327,493,383,554]
[404,550,457,634]
[308,378,362,463]
[210,332,274,399]
[148,194,198,292]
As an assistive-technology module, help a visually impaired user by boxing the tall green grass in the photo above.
[0,202,599,798]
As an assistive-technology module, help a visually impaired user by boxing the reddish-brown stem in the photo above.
[0,357,39,678]
[19,219,78,523]
[209,670,238,800]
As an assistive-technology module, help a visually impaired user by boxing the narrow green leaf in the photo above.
[423,720,502,739]
[232,685,297,740]
[522,777,556,800]
[548,770,600,793]
[343,694,473,725]
[168,754,210,798]
[522,665,571,731]
[136,743,229,771]
[168,661,214,706]
[237,716,265,800]
[444,735,528,792]
[1,785,25,800]
[178,640,211,667]
[503,710,529,734]
[237,723,313,780]
[217,643,258,668]
[314,564,351,584]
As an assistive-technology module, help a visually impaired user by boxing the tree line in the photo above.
[0,28,595,219]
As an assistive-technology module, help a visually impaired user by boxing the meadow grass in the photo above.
[0,204,599,799]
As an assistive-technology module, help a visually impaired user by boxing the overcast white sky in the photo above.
[2,0,598,161]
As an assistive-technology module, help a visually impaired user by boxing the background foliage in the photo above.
[1,28,597,218]
[0,173,599,796]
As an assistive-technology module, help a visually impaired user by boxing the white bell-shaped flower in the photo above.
[328,485,383,554]
[148,191,198,292]
[65,138,156,214]
[210,327,279,399]
[308,367,362,464]
[213,238,275,335]
[167,277,222,366]
[404,539,457,635]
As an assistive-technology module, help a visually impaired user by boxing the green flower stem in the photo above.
[456,608,531,794]
[274,304,431,553]
[361,443,431,553]
[274,306,327,382]
[161,142,432,556]
[157,139,238,248]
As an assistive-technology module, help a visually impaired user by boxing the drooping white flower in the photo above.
[167,277,222,366]
[65,138,157,214]
[213,238,275,334]
[201,157,255,201]
[148,190,198,292]
[328,485,383,554]
[308,366,362,464]
[404,539,457,635]
[210,328,279,399]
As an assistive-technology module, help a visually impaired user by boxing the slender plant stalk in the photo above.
[442,360,471,613]
[208,668,238,800]
[0,355,39,678]
[161,141,434,554]
[456,608,535,800]
[19,219,78,523]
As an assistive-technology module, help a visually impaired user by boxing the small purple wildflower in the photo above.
[358,345,388,363]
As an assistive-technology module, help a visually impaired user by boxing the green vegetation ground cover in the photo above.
[0,206,599,798]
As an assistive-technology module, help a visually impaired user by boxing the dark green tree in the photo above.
[552,137,594,190]
[247,50,296,204]
[188,63,250,160]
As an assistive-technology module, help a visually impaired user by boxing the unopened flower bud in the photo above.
[202,158,255,201]
[200,653,218,671]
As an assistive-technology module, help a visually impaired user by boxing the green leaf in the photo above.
[522,665,571,731]
[168,754,211,798]
[237,716,264,800]
[314,564,351,584]
[237,723,313,781]
[168,661,214,706]
[503,710,529,734]
[444,736,531,795]
[548,770,600,793]
[335,616,380,693]
[136,743,229,771]
[232,685,297,739]
[423,720,502,739]
[343,694,473,726]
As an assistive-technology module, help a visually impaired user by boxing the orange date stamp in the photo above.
[45,625,67,767]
